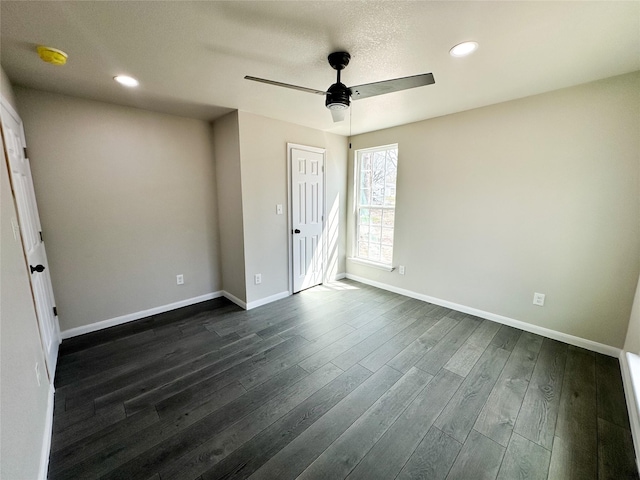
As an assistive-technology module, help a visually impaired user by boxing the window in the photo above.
[354,144,398,266]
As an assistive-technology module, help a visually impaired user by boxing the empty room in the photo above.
[1,1,639,479]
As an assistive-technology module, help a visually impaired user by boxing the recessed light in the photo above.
[450,41,479,58]
[114,75,139,87]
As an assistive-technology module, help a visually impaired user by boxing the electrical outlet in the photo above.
[254,274,262,285]
[399,265,406,275]
[35,362,41,386]
[533,292,545,306]
[276,204,283,215]
[176,274,184,285]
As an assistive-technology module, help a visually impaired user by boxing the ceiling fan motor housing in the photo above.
[326,82,350,110]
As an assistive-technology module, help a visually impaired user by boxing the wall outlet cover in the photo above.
[533,292,545,306]
[255,274,262,285]
[399,265,406,275]
[177,274,184,285]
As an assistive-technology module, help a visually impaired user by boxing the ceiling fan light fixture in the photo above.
[450,41,479,57]
[114,75,139,87]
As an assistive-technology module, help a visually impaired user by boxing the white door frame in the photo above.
[1,95,61,381]
[287,143,327,295]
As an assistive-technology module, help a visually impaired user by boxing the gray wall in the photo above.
[347,72,640,349]
[212,111,247,303]
[0,68,51,480]
[15,88,222,332]
[237,111,348,304]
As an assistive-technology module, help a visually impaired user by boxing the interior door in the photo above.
[290,146,325,293]
[1,100,60,380]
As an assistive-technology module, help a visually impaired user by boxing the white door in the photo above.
[1,100,60,380]
[290,146,325,293]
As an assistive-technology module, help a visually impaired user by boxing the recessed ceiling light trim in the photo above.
[450,41,479,58]
[114,75,139,87]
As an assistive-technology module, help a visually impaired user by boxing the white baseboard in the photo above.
[60,291,224,339]
[333,272,347,281]
[246,291,290,310]
[38,384,55,480]
[345,273,621,358]
[620,351,640,472]
[222,290,247,310]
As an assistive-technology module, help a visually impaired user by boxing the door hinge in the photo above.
[23,147,28,158]
[349,143,352,149]
[39,231,43,242]
[53,306,58,316]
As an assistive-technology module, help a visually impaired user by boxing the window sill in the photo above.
[347,257,395,272]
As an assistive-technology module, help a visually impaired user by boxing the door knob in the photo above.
[30,264,45,274]
[294,229,301,234]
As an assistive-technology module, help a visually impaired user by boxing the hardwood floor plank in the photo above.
[47,281,638,480]
[238,323,354,390]
[597,417,639,480]
[513,337,567,450]
[296,367,433,480]
[248,365,403,480]
[61,331,252,409]
[496,432,551,480]
[596,353,632,429]
[387,316,459,373]
[547,346,597,480]
[445,429,505,480]
[125,336,307,417]
[332,315,422,371]
[396,426,462,480]
[49,408,160,477]
[435,345,510,443]
[358,315,439,372]
[489,325,522,352]
[298,313,409,373]
[200,365,373,480]
[347,369,463,480]
[345,296,414,329]
[154,381,247,422]
[51,404,126,453]
[474,332,543,446]
[415,316,482,374]
[443,319,501,377]
[159,363,344,480]
[65,366,309,480]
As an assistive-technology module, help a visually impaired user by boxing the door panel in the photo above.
[2,101,60,381]
[291,147,324,293]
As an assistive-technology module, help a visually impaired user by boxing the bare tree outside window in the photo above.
[355,145,398,265]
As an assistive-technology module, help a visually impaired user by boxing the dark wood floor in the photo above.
[49,280,638,480]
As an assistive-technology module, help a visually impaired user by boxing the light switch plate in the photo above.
[276,204,283,215]
[533,292,545,306]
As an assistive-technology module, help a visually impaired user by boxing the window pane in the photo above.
[370,225,381,243]
[360,188,370,205]
[358,242,369,258]
[381,227,394,245]
[358,225,369,242]
[359,208,370,225]
[361,153,371,170]
[381,245,393,264]
[382,209,395,227]
[369,243,381,261]
[361,169,371,189]
[355,145,397,266]
[369,208,382,225]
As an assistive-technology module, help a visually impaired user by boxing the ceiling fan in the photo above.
[245,51,435,122]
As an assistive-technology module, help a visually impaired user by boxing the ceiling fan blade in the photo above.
[244,76,326,96]
[330,108,346,123]
[350,73,435,100]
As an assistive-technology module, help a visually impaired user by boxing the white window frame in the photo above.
[351,144,399,270]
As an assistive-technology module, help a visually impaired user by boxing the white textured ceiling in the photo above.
[1,1,639,135]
